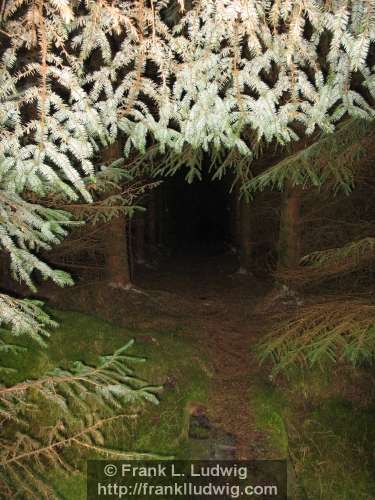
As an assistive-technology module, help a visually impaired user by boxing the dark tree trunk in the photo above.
[105,215,130,287]
[101,142,131,287]
[278,183,302,270]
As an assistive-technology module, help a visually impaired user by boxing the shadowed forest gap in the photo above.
[130,168,278,280]
[160,170,232,255]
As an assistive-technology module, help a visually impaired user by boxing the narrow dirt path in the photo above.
[136,249,272,459]
[45,247,274,458]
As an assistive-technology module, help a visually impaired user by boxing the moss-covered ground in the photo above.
[0,309,211,499]
[252,365,375,499]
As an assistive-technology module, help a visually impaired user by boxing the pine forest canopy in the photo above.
[1,0,375,334]
[1,4,375,496]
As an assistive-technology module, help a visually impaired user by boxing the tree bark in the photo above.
[105,215,130,287]
[101,142,131,287]
[278,183,302,270]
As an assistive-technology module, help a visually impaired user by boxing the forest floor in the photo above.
[41,247,375,499]
[45,246,282,459]
[134,247,273,460]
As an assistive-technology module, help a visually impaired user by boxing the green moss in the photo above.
[294,397,375,500]
[252,367,375,500]
[0,309,211,499]
[252,379,289,458]
[50,472,86,500]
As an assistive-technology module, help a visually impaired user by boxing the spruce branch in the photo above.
[0,340,163,497]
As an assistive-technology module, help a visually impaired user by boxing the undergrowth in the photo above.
[257,298,375,375]
[252,367,375,499]
[0,309,210,499]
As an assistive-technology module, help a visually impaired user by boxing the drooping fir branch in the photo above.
[302,236,375,268]
[50,160,161,224]
[4,1,375,161]
[0,296,55,344]
[0,340,159,420]
[258,298,375,374]
[244,119,375,194]
[275,237,375,287]
[0,190,75,291]
[0,340,163,498]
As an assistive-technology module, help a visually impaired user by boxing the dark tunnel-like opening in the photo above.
[160,169,232,255]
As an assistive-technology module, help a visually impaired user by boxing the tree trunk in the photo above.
[105,215,130,287]
[278,183,302,270]
[101,142,131,288]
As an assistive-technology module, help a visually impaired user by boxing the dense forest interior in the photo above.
[161,170,232,254]
[2,2,375,499]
